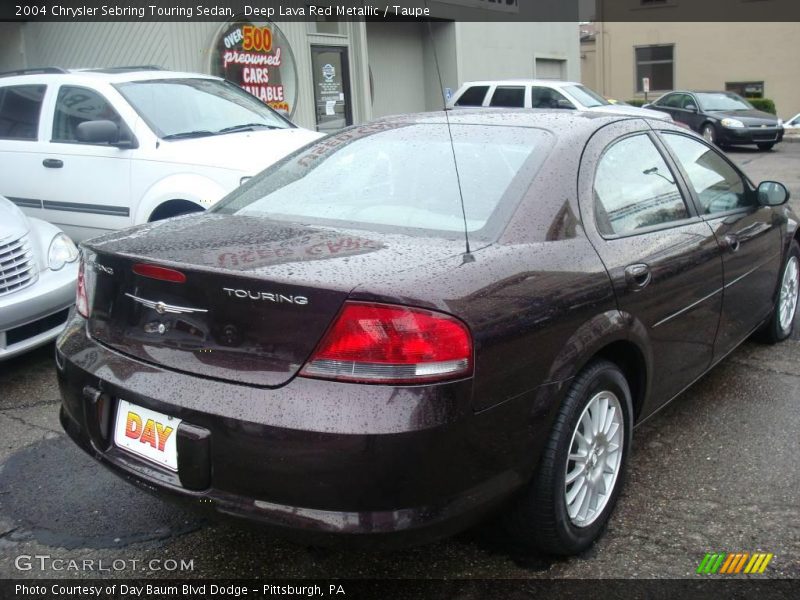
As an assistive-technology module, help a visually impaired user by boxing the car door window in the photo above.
[680,95,697,110]
[661,133,752,214]
[658,93,680,108]
[52,86,123,143]
[489,86,525,108]
[0,85,46,141]
[594,134,689,236]
[532,87,572,109]
[454,86,489,107]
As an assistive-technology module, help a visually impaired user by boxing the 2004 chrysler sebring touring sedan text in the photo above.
[56,110,797,555]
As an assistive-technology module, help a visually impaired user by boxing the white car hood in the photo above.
[587,104,671,121]
[0,196,29,241]
[155,128,324,174]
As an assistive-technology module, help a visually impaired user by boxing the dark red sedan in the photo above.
[57,110,797,555]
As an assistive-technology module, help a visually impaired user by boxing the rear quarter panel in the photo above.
[349,131,620,412]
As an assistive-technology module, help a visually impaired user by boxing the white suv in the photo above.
[0,67,323,242]
[447,79,671,121]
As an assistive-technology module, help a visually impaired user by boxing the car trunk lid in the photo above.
[83,213,463,387]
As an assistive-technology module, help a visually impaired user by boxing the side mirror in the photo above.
[75,120,137,149]
[685,104,698,113]
[556,99,576,110]
[758,181,790,206]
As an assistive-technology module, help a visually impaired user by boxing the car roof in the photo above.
[0,67,222,85]
[368,107,669,133]
[668,90,739,95]
[459,79,581,88]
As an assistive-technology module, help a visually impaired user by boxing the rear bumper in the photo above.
[718,126,784,146]
[56,316,560,547]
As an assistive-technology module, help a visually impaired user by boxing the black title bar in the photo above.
[3,1,800,22]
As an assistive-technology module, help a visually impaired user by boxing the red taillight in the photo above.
[76,259,89,318]
[132,263,186,283]
[300,302,473,384]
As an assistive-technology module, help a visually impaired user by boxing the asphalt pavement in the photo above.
[0,144,798,581]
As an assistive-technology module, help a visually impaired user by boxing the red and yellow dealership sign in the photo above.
[213,19,297,116]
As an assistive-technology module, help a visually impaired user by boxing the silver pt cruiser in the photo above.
[0,195,78,360]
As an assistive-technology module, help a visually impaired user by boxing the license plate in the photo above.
[114,399,181,471]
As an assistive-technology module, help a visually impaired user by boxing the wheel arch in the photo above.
[546,310,652,424]
[133,173,231,225]
[593,340,648,422]
[148,199,204,222]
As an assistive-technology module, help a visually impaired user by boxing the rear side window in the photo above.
[0,85,46,140]
[52,86,123,143]
[594,134,688,236]
[661,133,751,214]
[490,86,525,108]
[454,86,489,107]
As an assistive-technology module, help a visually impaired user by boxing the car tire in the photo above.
[505,359,632,555]
[757,241,800,344]
[757,143,775,151]
[701,123,716,145]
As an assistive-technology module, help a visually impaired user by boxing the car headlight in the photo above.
[48,232,79,271]
[721,118,745,129]
[777,119,784,127]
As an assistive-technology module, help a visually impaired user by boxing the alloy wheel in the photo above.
[778,256,799,333]
[564,391,624,528]
[702,125,715,144]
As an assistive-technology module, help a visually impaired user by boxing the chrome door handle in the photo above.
[624,263,651,290]
[724,234,740,253]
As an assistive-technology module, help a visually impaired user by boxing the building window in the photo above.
[725,81,764,98]
[635,45,674,93]
[309,18,344,36]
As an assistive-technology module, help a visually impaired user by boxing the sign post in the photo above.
[642,77,650,103]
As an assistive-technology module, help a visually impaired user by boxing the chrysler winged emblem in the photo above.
[125,293,208,315]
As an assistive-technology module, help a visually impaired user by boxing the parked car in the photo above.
[0,67,323,242]
[447,79,671,121]
[57,110,797,555]
[645,91,784,150]
[1,195,78,360]
[784,113,800,130]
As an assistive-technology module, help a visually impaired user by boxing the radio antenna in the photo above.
[423,3,473,259]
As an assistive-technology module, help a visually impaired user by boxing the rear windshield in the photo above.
[212,122,551,238]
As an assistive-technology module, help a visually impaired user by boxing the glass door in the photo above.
[311,45,353,132]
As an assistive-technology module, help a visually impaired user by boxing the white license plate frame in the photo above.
[113,399,181,471]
